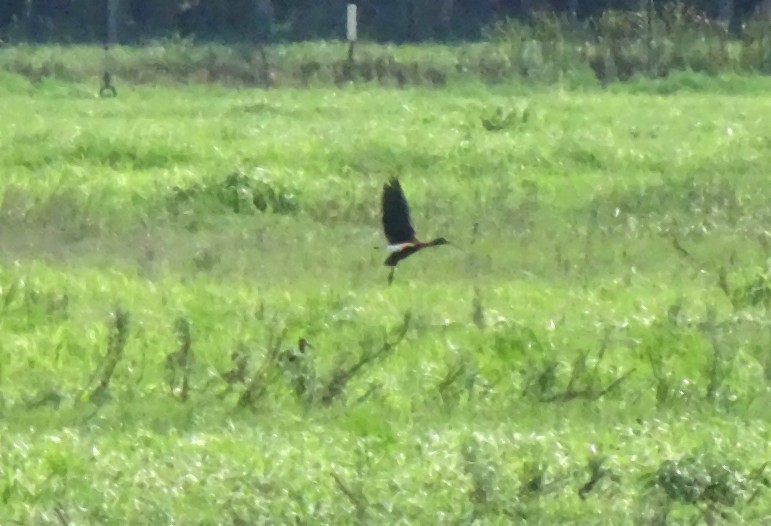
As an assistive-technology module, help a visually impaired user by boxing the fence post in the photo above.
[101,0,119,97]
[347,4,357,63]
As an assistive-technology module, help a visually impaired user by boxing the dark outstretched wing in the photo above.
[381,177,416,244]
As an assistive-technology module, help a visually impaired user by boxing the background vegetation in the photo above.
[1,0,771,43]
[2,3,771,89]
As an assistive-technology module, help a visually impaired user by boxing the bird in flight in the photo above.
[381,177,449,285]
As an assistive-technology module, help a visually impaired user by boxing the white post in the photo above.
[346,4,357,42]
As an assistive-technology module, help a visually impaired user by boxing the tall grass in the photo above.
[1,48,771,522]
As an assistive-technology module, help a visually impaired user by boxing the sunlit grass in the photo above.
[1,73,770,523]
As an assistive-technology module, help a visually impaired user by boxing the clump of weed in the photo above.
[168,169,300,216]
[726,267,771,311]
[84,307,130,405]
[523,328,634,403]
[461,436,501,520]
[656,456,741,505]
[435,354,479,411]
[277,337,317,406]
[237,325,287,410]
[642,319,709,409]
[480,104,531,132]
[578,454,618,500]
[192,248,220,273]
[0,278,69,329]
[642,305,744,410]
[492,323,547,359]
[218,344,250,397]
[699,307,737,405]
[23,389,64,410]
[471,286,486,329]
[165,317,194,402]
[518,456,568,499]
[642,454,768,523]
[318,312,411,406]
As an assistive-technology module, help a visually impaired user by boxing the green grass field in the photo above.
[1,68,771,524]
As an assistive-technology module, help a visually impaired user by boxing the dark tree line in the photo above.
[1,0,769,44]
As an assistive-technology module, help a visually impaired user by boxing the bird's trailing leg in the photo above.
[387,266,396,286]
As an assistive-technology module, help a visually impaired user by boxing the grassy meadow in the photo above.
[1,64,771,524]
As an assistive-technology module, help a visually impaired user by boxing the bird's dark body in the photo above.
[380,177,449,284]
[384,245,421,267]
[383,239,448,267]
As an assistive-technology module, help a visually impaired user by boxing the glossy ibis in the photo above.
[381,177,449,285]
